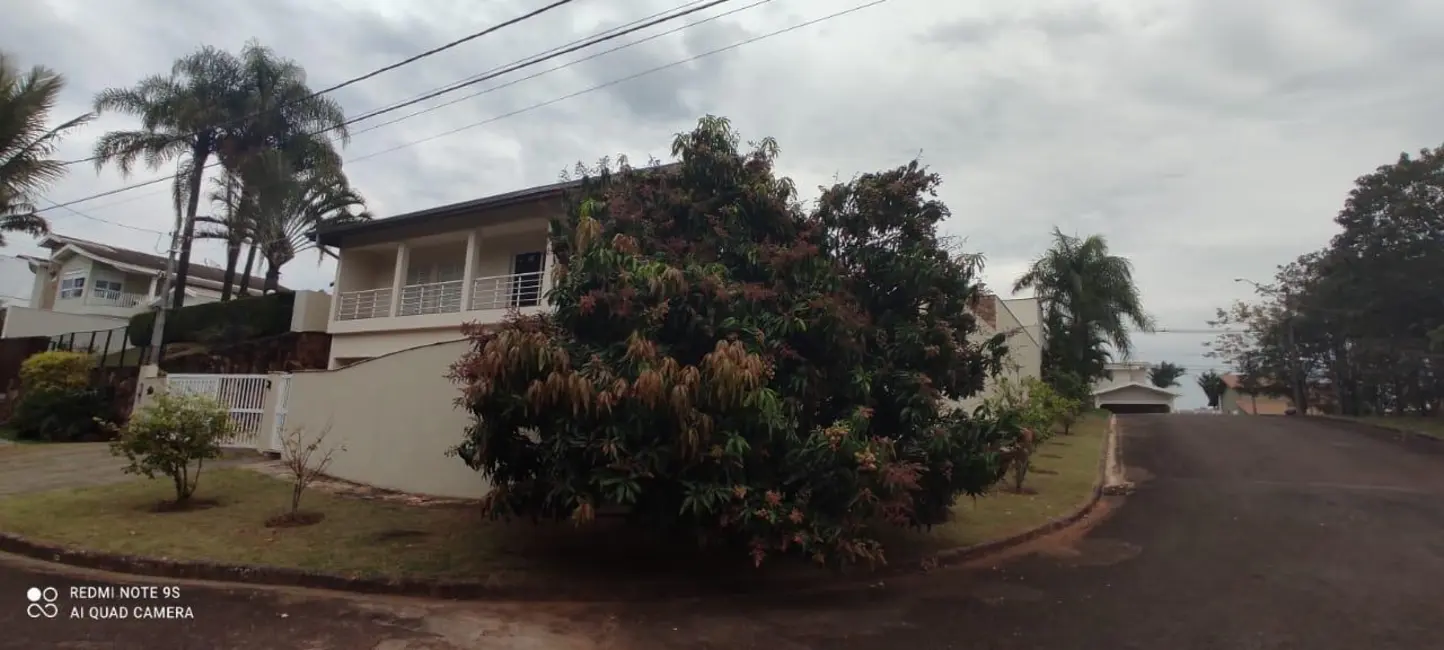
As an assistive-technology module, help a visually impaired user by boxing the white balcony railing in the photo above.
[85,290,148,309]
[398,280,463,316]
[471,271,544,311]
[335,288,392,320]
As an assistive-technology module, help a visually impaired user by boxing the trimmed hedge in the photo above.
[127,292,295,347]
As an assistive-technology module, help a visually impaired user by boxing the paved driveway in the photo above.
[1,415,1442,649]
[0,444,261,497]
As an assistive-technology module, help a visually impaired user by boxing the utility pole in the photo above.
[136,227,179,403]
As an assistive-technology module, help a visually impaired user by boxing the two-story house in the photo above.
[313,178,572,368]
[3,234,240,341]
[1091,361,1178,413]
[312,172,1051,387]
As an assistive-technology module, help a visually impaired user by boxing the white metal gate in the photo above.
[165,374,273,449]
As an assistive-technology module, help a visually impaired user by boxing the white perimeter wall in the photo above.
[285,338,491,499]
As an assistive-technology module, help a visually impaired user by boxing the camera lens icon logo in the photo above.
[26,587,58,619]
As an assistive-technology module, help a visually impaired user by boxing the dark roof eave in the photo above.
[312,162,682,248]
[312,178,579,248]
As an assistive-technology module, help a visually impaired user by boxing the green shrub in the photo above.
[450,117,1018,568]
[19,350,93,392]
[9,388,114,442]
[127,292,295,347]
[110,392,229,504]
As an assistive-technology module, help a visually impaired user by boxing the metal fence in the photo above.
[48,326,151,369]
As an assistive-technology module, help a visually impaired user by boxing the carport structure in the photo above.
[1093,382,1178,414]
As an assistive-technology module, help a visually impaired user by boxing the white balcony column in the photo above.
[540,236,556,305]
[458,229,479,312]
[147,274,158,298]
[389,241,410,317]
[329,251,347,321]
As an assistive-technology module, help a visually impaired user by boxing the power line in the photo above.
[39,0,745,214]
[345,0,890,165]
[59,0,582,169]
[39,0,767,220]
[41,195,166,235]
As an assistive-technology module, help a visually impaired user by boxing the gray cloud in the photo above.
[5,0,1444,408]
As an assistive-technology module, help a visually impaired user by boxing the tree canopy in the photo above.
[1148,361,1186,388]
[0,52,93,246]
[1208,144,1444,416]
[450,116,1020,567]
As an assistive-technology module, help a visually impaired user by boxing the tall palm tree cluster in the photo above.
[0,41,370,306]
[1014,227,1154,398]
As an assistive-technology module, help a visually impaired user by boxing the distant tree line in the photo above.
[1208,144,1444,417]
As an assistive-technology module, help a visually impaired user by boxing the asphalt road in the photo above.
[2,415,1442,649]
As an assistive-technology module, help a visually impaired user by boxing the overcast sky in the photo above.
[5,0,1443,407]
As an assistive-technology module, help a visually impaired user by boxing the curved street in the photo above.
[3,415,1443,649]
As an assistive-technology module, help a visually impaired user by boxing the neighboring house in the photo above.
[954,294,1046,413]
[311,172,1048,379]
[1092,361,1178,413]
[1219,373,1293,415]
[2,234,271,340]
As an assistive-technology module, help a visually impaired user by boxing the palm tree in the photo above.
[246,156,369,293]
[92,46,242,309]
[1016,227,1154,385]
[206,41,347,300]
[195,169,251,298]
[1197,370,1227,409]
[93,40,347,306]
[1148,361,1186,388]
[0,53,94,245]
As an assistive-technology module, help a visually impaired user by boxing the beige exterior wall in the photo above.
[328,328,469,368]
[284,339,490,499]
[950,298,1045,415]
[289,290,332,333]
[0,306,127,339]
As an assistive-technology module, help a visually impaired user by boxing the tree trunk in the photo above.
[263,260,281,294]
[238,244,257,297]
[171,144,210,311]
[219,180,239,301]
[221,242,241,301]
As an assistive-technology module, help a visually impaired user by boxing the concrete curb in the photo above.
[0,418,1126,601]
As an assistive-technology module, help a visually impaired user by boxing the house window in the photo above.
[406,262,463,285]
[94,279,123,299]
[58,274,85,299]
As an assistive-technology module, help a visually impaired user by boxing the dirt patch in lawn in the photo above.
[148,497,222,513]
[264,511,325,528]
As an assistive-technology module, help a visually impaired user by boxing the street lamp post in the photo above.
[1235,278,1307,414]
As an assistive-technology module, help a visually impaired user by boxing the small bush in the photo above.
[110,392,229,504]
[10,351,112,442]
[19,350,93,392]
[9,388,114,442]
[127,292,295,347]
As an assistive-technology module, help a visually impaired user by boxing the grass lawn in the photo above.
[0,414,1110,583]
[881,412,1109,556]
[1345,415,1444,440]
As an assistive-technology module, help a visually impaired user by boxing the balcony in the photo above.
[471,271,543,310]
[335,272,547,322]
[335,288,392,320]
[85,289,148,309]
[399,280,463,316]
